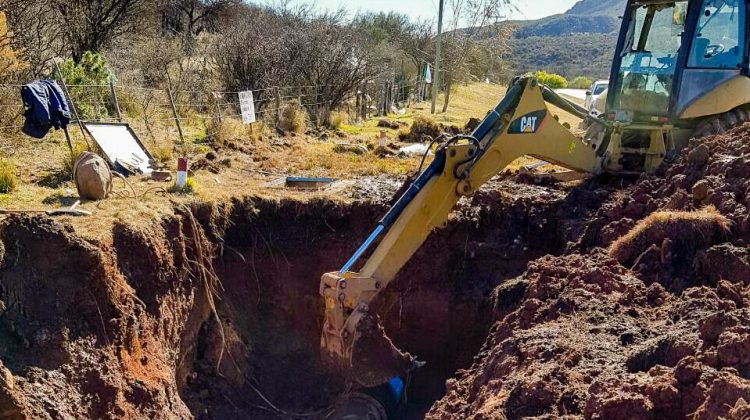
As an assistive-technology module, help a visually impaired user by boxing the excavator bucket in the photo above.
[349,309,423,387]
[320,272,423,387]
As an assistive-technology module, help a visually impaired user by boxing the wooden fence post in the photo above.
[165,73,185,144]
[214,92,223,123]
[275,87,282,127]
[110,79,123,122]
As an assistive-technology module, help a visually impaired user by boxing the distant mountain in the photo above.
[566,0,625,17]
[506,0,627,79]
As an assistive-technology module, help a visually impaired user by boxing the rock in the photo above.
[675,356,702,385]
[688,144,710,166]
[376,119,400,130]
[692,180,710,201]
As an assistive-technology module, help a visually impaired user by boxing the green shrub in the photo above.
[328,111,348,130]
[279,100,308,135]
[534,71,568,89]
[60,52,114,120]
[570,76,594,89]
[0,159,18,193]
[151,145,174,164]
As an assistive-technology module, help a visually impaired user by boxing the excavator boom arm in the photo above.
[320,77,608,387]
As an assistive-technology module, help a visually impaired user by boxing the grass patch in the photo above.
[609,206,731,266]
[279,100,308,134]
[168,177,197,194]
[0,158,18,193]
[61,142,89,180]
[328,111,348,130]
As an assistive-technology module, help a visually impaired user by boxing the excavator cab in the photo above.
[608,0,749,125]
[597,0,750,172]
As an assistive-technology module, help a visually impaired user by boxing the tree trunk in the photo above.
[442,76,452,113]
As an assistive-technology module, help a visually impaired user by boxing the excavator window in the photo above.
[613,1,687,119]
[688,0,744,68]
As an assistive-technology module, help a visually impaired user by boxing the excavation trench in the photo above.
[0,179,609,419]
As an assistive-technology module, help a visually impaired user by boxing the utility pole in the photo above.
[431,0,445,114]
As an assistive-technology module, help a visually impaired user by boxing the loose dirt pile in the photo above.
[428,126,750,419]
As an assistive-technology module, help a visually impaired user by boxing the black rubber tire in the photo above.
[693,107,750,139]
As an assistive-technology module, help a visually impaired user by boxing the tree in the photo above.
[0,11,27,78]
[51,0,147,62]
[159,0,238,39]
[215,4,379,109]
[0,0,63,76]
[438,0,517,112]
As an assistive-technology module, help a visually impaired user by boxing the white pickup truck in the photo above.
[585,80,609,115]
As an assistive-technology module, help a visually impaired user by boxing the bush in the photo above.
[279,100,308,135]
[569,76,593,89]
[151,145,174,164]
[328,111,348,130]
[534,70,568,89]
[60,52,114,120]
[0,158,18,193]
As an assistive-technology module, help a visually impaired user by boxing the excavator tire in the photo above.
[693,107,750,139]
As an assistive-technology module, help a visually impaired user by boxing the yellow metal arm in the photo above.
[320,77,608,386]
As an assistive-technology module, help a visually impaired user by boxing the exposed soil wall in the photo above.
[0,177,587,419]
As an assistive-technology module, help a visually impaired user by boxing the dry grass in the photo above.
[208,118,262,147]
[279,100,308,134]
[328,111,348,130]
[61,142,89,180]
[609,207,731,265]
[0,82,587,242]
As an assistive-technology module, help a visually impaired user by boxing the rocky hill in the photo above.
[507,0,626,79]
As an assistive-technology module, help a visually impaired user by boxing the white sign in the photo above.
[239,90,256,124]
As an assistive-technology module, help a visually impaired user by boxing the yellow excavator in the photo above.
[321,0,750,414]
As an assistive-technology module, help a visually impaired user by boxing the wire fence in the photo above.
[0,78,433,146]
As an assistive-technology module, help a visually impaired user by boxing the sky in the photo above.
[250,0,581,22]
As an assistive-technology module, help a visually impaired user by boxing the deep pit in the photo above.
[0,176,597,419]
[6,124,750,419]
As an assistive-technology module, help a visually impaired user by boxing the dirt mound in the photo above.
[429,125,750,418]
[398,115,461,143]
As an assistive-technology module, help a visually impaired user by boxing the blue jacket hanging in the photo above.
[21,79,71,139]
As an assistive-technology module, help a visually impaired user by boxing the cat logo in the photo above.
[508,110,547,134]
[520,116,538,133]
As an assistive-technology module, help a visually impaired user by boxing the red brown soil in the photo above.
[428,125,750,419]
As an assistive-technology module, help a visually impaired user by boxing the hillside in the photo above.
[506,0,626,79]
[566,0,625,17]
